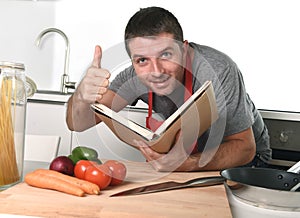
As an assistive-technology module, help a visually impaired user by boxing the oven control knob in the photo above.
[279,131,289,143]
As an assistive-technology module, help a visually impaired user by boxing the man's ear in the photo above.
[182,40,189,55]
[181,40,190,67]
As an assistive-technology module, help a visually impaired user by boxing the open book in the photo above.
[91,81,218,153]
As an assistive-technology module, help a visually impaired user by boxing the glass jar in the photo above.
[0,61,27,190]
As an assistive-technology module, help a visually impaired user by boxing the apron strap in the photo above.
[148,90,153,118]
[184,52,193,101]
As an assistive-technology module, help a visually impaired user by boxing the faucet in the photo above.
[36,27,76,94]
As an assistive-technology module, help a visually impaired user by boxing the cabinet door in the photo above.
[26,102,72,156]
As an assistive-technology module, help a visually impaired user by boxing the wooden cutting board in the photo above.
[0,161,232,218]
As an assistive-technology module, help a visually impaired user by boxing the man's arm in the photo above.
[66,45,128,131]
[177,127,256,171]
[67,89,114,131]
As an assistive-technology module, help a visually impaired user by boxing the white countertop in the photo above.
[28,91,72,103]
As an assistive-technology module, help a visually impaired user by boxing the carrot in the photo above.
[25,171,85,197]
[33,169,100,195]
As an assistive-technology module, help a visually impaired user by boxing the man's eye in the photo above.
[160,52,172,59]
[134,58,147,64]
[139,58,147,63]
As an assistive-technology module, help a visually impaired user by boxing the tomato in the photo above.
[104,160,127,186]
[74,160,95,179]
[84,164,112,189]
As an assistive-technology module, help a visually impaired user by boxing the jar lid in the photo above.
[0,61,25,71]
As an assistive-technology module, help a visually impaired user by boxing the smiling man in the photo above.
[66,6,271,172]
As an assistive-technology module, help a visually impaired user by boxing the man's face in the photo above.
[128,33,187,96]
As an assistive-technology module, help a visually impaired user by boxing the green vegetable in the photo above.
[70,146,99,164]
[68,154,81,165]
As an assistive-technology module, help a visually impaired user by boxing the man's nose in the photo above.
[150,58,164,77]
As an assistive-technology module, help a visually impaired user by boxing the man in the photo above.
[66,6,271,172]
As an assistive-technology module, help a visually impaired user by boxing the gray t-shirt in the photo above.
[109,42,271,162]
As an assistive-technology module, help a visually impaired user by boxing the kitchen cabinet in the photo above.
[26,100,72,156]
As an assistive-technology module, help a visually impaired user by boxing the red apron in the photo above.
[146,54,198,154]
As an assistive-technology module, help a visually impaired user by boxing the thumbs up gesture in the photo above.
[75,45,111,103]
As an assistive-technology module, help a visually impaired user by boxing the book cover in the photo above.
[91,81,218,153]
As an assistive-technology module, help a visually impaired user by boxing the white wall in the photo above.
[1,0,300,112]
[0,0,56,90]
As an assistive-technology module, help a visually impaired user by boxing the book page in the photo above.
[154,81,211,135]
[91,104,154,139]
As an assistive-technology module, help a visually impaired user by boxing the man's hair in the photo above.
[124,7,184,56]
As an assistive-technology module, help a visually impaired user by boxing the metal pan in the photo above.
[220,166,300,211]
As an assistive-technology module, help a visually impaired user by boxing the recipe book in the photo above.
[91,81,218,153]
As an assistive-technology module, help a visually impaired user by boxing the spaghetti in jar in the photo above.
[0,62,26,190]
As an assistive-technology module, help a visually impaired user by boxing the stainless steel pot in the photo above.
[221,167,300,211]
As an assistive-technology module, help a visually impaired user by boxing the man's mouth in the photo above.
[151,77,170,89]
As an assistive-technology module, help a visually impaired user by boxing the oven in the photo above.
[259,109,300,169]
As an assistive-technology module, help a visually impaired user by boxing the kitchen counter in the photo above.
[28,90,72,104]
[0,161,231,218]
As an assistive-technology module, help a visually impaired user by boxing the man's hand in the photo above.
[74,45,110,103]
[66,45,112,131]
[135,131,191,172]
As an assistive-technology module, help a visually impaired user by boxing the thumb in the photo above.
[92,45,102,68]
